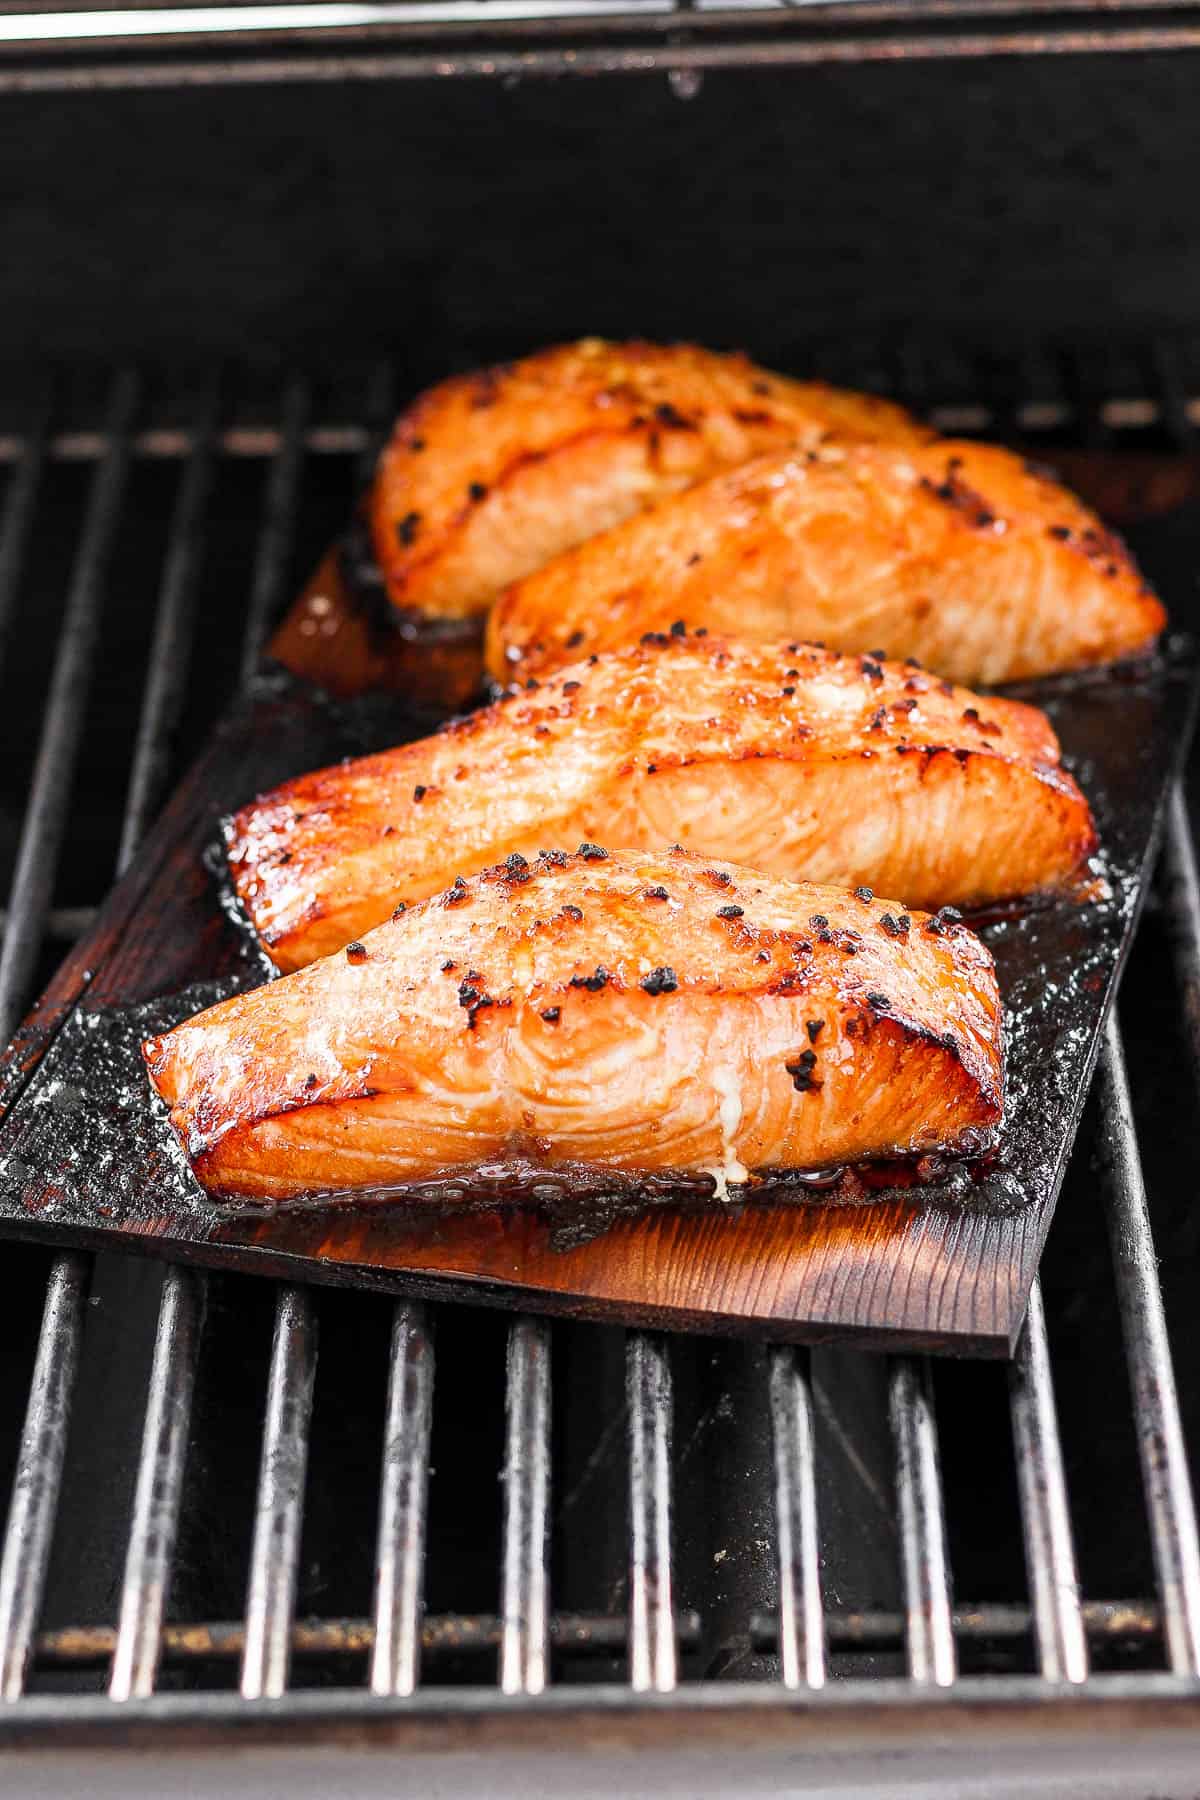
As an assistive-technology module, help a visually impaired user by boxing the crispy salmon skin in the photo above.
[369,339,930,622]
[144,848,1003,1204]
[227,636,1096,973]
[485,438,1165,687]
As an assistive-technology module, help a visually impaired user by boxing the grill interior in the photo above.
[0,343,1199,1730]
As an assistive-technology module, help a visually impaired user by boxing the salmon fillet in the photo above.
[485,439,1165,687]
[144,848,1004,1203]
[227,636,1095,974]
[369,339,930,623]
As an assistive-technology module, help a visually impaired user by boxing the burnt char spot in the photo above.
[878,913,911,938]
[640,966,678,996]
[345,942,367,964]
[540,1007,561,1024]
[716,904,744,919]
[806,1018,825,1043]
[785,1049,821,1093]
[504,853,532,884]
[562,680,581,695]
[442,878,470,908]
[644,885,670,901]
[566,630,585,648]
[391,902,407,920]
[655,402,696,430]
[809,914,829,929]
[304,1074,319,1090]
[440,959,456,973]
[562,904,584,922]
[396,511,421,547]
[539,849,569,868]
[920,466,1000,531]
[860,657,885,684]
[1048,524,1071,541]
[468,481,488,502]
[669,619,687,637]
[413,785,427,803]
[925,905,964,936]
[854,887,874,903]
[578,843,608,861]
[569,967,610,992]
[866,992,891,1011]
[704,869,733,888]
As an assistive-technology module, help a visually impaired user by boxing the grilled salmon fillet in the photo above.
[144,848,1003,1203]
[227,636,1094,975]
[369,339,930,623]
[485,439,1165,687]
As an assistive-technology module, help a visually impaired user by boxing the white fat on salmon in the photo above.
[708,1064,749,1201]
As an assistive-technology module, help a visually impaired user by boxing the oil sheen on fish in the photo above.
[226,635,1096,974]
[369,339,930,623]
[484,439,1165,686]
[144,848,1004,1203]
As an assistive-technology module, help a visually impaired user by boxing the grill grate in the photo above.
[0,345,1198,1759]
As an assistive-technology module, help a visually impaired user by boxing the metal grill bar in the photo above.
[1161,785,1200,1081]
[626,1333,676,1693]
[751,1596,1180,1656]
[0,1254,87,1699]
[1008,1278,1088,1682]
[106,407,222,1700]
[3,391,1200,475]
[0,377,141,1705]
[1098,1014,1200,1676]
[768,1345,825,1688]
[500,1318,551,1695]
[0,424,371,466]
[0,368,138,1044]
[4,379,1200,475]
[33,1608,707,1669]
[234,375,319,1705]
[370,1300,434,1697]
[6,14,1200,92]
[115,388,219,876]
[0,386,50,680]
[109,1267,203,1701]
[889,1358,956,1686]
[240,1286,318,1700]
[238,377,309,684]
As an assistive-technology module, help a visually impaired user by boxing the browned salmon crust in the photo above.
[227,636,1096,974]
[369,339,931,622]
[485,438,1165,687]
[144,848,1004,1203]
